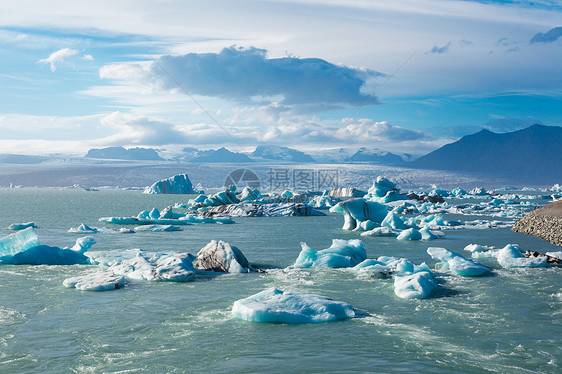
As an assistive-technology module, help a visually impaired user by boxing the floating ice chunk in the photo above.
[381,212,407,230]
[63,271,125,291]
[427,247,489,276]
[72,236,96,253]
[546,251,562,260]
[329,199,388,231]
[451,187,467,196]
[237,187,262,202]
[361,227,400,237]
[367,176,396,198]
[8,222,37,230]
[194,240,251,273]
[144,173,195,194]
[0,227,40,257]
[429,188,449,197]
[469,187,487,196]
[419,227,437,240]
[310,194,339,209]
[68,223,99,234]
[353,259,393,278]
[394,271,438,299]
[88,249,195,282]
[203,203,323,217]
[294,239,367,268]
[397,228,422,241]
[496,245,549,268]
[231,288,355,323]
[133,225,182,232]
[464,243,490,253]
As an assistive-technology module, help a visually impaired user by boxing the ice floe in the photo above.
[231,287,355,323]
[468,244,552,268]
[63,271,125,291]
[87,249,196,282]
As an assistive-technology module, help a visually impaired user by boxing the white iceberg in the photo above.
[63,271,125,291]
[471,244,550,268]
[381,212,407,230]
[68,223,99,234]
[0,228,94,265]
[88,249,196,282]
[427,247,489,277]
[361,227,400,237]
[194,240,251,273]
[329,198,388,231]
[397,228,422,241]
[394,271,438,299]
[231,288,355,323]
[144,173,195,194]
[294,239,367,268]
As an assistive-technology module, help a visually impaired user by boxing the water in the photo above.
[0,188,560,373]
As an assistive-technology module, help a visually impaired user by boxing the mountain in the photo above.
[85,147,163,161]
[252,145,316,162]
[345,148,406,164]
[190,147,253,163]
[409,124,562,184]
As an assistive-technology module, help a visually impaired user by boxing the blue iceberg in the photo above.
[294,239,367,268]
[0,228,94,265]
[427,247,489,276]
[329,199,388,231]
[8,222,37,230]
[470,244,550,268]
[144,173,195,194]
[231,288,355,323]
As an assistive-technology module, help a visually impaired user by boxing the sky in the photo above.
[0,0,561,156]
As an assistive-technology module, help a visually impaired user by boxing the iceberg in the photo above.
[393,271,438,299]
[231,288,355,323]
[294,239,367,268]
[396,228,422,241]
[427,247,489,276]
[450,187,467,196]
[144,173,195,194]
[329,198,388,231]
[133,225,182,232]
[361,227,399,237]
[194,240,251,273]
[471,244,550,268]
[381,212,407,230]
[0,228,94,265]
[68,223,99,233]
[87,249,196,282]
[63,271,125,291]
[8,222,37,230]
[202,203,324,217]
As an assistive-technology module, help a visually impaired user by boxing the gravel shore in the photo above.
[512,200,562,246]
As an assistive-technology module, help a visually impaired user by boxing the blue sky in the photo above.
[0,0,560,155]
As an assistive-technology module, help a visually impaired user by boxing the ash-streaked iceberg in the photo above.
[294,239,367,268]
[0,228,94,265]
[202,203,324,217]
[231,288,355,323]
[133,224,182,232]
[427,247,489,277]
[88,249,196,282]
[63,271,125,291]
[194,240,251,273]
[144,173,195,194]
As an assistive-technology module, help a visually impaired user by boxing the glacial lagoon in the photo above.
[0,186,560,373]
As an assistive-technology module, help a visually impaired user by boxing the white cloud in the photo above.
[83,54,94,61]
[38,47,78,72]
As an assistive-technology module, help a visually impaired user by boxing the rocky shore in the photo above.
[512,200,562,246]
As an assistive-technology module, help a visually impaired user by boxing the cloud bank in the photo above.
[530,26,562,44]
[102,47,383,107]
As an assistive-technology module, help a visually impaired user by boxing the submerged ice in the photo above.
[231,287,355,323]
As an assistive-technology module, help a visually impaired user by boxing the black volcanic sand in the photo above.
[513,200,562,246]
